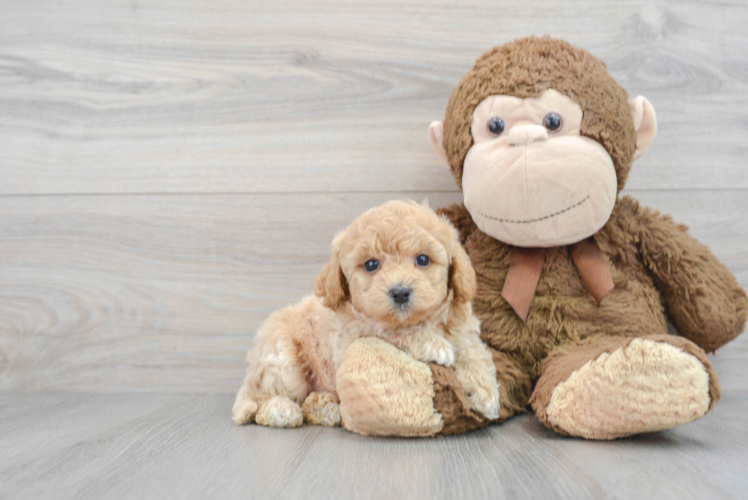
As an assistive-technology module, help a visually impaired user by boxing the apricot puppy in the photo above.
[232,200,500,428]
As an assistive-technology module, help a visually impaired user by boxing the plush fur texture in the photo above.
[434,176,746,439]
[531,335,717,439]
[233,200,500,428]
[440,195,747,372]
[337,36,746,439]
[428,36,747,439]
[336,337,444,437]
[442,36,636,192]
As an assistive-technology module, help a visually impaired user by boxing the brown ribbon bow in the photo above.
[501,236,614,322]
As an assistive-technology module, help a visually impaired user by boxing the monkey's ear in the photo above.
[630,96,657,161]
[313,247,350,310]
[428,121,450,167]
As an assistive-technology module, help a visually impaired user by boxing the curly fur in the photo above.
[233,200,500,427]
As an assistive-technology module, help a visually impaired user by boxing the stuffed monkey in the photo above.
[335,36,747,439]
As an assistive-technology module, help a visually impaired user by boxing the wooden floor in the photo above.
[1,392,746,500]
[1,0,747,498]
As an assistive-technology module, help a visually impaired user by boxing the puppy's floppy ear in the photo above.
[314,247,350,310]
[449,242,477,304]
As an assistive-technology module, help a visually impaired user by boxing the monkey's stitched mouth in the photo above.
[477,196,590,224]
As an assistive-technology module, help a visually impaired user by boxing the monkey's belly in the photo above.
[474,261,668,374]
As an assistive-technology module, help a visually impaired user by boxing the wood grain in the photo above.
[1,0,748,195]
[0,392,746,499]
[0,190,745,393]
[1,0,747,497]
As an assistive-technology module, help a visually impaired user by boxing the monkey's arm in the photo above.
[633,199,747,352]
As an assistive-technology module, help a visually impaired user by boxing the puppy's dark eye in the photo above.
[415,254,430,268]
[364,259,379,272]
[487,117,505,136]
[543,113,563,132]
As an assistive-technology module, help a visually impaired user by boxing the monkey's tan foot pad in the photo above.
[542,338,712,440]
[336,337,444,437]
[302,392,341,427]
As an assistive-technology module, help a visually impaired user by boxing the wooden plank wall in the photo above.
[1,0,746,393]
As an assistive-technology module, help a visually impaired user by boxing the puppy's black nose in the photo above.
[389,286,411,305]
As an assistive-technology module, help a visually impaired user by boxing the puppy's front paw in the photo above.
[255,396,303,428]
[417,336,455,367]
[456,363,501,420]
[466,384,500,420]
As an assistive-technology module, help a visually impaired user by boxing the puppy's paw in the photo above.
[255,396,303,428]
[466,383,500,420]
[417,336,455,367]
[456,364,501,420]
[232,397,259,425]
[302,392,341,427]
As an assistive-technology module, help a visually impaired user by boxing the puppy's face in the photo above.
[343,224,449,326]
[314,201,476,327]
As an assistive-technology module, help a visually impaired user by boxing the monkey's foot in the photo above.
[532,336,719,440]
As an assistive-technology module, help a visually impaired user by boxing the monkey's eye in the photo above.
[364,259,379,273]
[543,113,563,132]
[415,254,431,268]
[486,117,505,136]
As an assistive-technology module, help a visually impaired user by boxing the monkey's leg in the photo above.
[428,347,532,435]
[530,334,720,440]
[336,337,532,436]
[484,347,533,423]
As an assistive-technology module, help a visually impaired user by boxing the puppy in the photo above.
[232,200,500,428]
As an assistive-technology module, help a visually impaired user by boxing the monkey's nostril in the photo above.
[389,286,412,305]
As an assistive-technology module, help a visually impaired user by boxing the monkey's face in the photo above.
[461,89,617,247]
[429,38,658,247]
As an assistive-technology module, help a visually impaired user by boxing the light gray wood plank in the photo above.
[0,191,462,392]
[1,0,747,194]
[0,392,746,499]
[0,1,745,497]
[536,391,748,499]
[0,190,745,393]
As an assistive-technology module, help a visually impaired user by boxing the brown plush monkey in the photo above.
[336,36,747,439]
